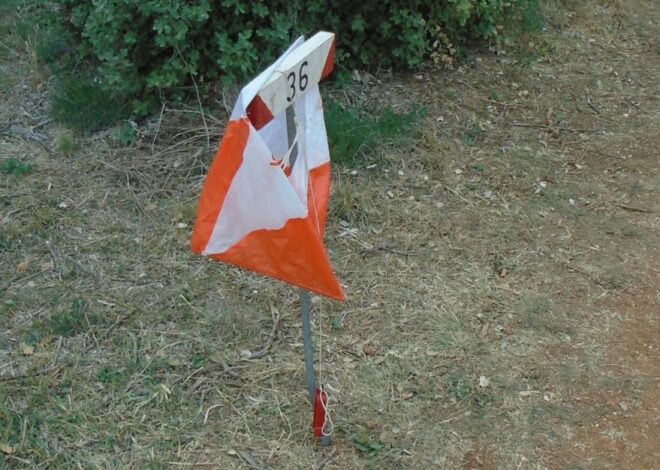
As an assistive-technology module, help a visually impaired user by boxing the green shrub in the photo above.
[50,0,541,117]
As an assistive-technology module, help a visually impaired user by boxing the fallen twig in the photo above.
[33,118,54,129]
[0,365,63,382]
[181,358,242,385]
[248,307,281,359]
[83,308,139,353]
[151,102,167,152]
[314,448,337,470]
[585,89,601,114]
[624,97,640,109]
[360,244,417,257]
[616,204,656,214]
[0,122,52,154]
[508,121,602,134]
[238,450,265,470]
[180,306,282,385]
[0,268,51,294]
[0,122,47,142]
[203,404,224,424]
[444,185,473,205]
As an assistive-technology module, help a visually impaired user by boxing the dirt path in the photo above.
[400,1,660,467]
[529,2,659,467]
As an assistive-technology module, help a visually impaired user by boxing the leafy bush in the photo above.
[51,0,541,117]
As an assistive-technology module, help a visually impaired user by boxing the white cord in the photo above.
[319,386,334,436]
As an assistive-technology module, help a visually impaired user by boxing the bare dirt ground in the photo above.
[1,0,658,468]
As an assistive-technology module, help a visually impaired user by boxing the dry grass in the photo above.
[2,0,659,468]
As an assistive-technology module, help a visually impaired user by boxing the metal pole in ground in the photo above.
[285,106,316,399]
[286,106,330,447]
[299,288,316,402]
[299,288,331,447]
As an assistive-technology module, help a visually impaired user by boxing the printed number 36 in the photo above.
[286,61,309,103]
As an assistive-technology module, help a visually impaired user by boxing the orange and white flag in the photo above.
[191,35,345,300]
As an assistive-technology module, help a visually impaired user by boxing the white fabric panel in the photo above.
[202,126,308,254]
[303,86,330,170]
[258,109,288,159]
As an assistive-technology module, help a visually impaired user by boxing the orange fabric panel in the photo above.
[191,119,250,254]
[308,162,331,235]
[320,39,336,81]
[208,162,345,300]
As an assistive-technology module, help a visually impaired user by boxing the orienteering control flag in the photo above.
[191,34,345,300]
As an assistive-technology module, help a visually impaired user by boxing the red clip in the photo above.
[312,386,328,437]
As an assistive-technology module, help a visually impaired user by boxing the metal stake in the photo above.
[300,288,316,402]
[287,106,330,446]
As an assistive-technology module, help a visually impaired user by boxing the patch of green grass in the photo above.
[352,428,385,457]
[434,312,468,350]
[490,90,504,101]
[325,100,425,165]
[0,235,10,252]
[0,158,32,175]
[96,366,127,385]
[13,10,66,61]
[500,0,553,66]
[51,76,130,133]
[46,305,87,337]
[444,372,474,402]
[472,161,487,172]
[473,390,492,408]
[35,24,69,66]
[0,72,13,93]
[328,68,353,89]
[28,297,100,340]
[492,256,517,276]
[519,0,545,33]
[111,121,138,146]
[501,0,545,39]
[56,132,76,156]
[514,39,554,66]
[461,124,482,146]
[502,0,553,66]
[0,402,41,453]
